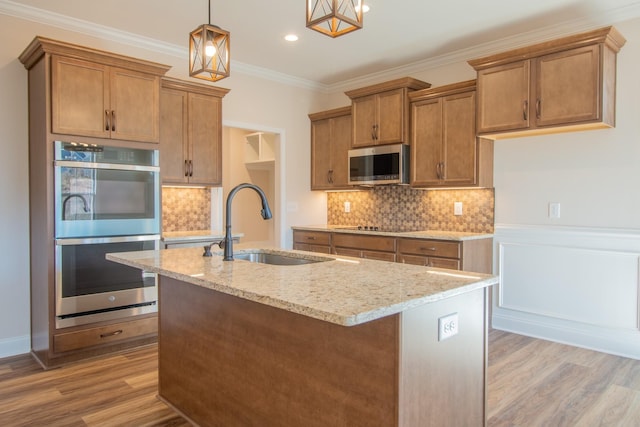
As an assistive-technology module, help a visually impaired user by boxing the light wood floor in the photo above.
[1,330,639,426]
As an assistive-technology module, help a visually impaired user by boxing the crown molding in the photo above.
[326,1,640,93]
[2,0,639,94]
[0,0,326,92]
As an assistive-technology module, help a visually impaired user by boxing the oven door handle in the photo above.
[54,160,159,173]
[56,234,161,246]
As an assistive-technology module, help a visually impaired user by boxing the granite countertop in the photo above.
[107,246,498,327]
[162,230,244,242]
[292,225,493,241]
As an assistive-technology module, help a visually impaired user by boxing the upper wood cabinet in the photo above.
[160,78,229,186]
[51,56,162,142]
[409,80,493,188]
[345,77,430,147]
[469,26,626,139]
[19,37,170,144]
[309,106,352,190]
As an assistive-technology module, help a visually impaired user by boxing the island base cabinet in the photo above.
[158,276,488,426]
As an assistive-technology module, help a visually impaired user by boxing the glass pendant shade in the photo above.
[306,0,363,38]
[189,23,230,82]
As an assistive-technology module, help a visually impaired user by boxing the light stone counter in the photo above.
[292,224,493,241]
[162,230,244,243]
[107,246,498,326]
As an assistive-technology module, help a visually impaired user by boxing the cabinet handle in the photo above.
[374,124,379,140]
[111,110,116,131]
[306,236,316,240]
[420,247,437,252]
[536,99,541,119]
[523,100,528,121]
[105,110,110,131]
[184,160,189,177]
[100,329,123,338]
[189,160,193,177]
[371,125,376,141]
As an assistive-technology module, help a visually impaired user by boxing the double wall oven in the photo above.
[54,141,160,327]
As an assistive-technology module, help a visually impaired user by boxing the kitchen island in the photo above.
[107,247,498,426]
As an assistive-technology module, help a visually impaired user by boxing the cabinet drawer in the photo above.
[332,233,396,252]
[293,231,331,246]
[397,238,460,259]
[362,250,396,262]
[398,254,460,270]
[293,243,331,254]
[54,316,157,353]
[333,247,362,258]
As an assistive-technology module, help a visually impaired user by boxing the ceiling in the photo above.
[7,0,640,87]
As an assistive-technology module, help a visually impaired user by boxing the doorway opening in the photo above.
[220,122,285,248]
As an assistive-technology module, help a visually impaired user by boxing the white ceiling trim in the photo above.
[3,0,640,94]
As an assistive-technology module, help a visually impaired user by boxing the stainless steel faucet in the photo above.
[204,183,272,260]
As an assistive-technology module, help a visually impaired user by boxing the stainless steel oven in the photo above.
[55,235,159,328]
[53,141,161,327]
[54,141,160,238]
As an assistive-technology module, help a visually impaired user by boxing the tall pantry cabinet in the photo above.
[19,37,170,368]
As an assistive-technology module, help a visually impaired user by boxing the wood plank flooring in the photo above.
[1,330,639,426]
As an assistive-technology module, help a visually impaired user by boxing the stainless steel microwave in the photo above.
[348,144,410,185]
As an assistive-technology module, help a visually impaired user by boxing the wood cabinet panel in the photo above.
[54,316,157,353]
[51,56,110,138]
[470,26,625,139]
[310,107,352,190]
[398,238,460,259]
[410,81,491,188]
[535,45,600,127]
[51,56,160,142]
[332,233,396,253]
[160,78,228,186]
[346,77,431,148]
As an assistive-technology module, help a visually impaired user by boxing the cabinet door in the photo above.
[535,45,601,127]
[188,92,222,185]
[376,88,404,144]
[352,95,377,147]
[411,98,442,186]
[159,88,189,184]
[329,113,352,187]
[51,56,110,138]
[476,60,530,134]
[442,91,477,186]
[310,118,332,189]
[110,67,160,142]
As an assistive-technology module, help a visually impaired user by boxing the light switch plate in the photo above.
[549,202,561,218]
[344,201,351,213]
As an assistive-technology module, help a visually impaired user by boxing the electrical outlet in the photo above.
[438,313,459,341]
[344,201,351,213]
[548,202,561,218]
[454,202,463,216]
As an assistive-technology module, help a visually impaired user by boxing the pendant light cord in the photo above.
[208,0,211,25]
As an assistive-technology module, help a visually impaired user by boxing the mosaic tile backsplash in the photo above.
[162,187,211,232]
[327,187,494,233]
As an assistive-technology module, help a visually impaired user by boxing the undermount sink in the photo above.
[232,250,332,266]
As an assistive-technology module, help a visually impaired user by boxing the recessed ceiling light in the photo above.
[284,34,299,42]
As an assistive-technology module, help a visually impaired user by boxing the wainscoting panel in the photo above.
[493,225,640,359]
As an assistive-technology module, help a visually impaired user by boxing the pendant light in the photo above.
[189,0,230,82]
[306,0,364,38]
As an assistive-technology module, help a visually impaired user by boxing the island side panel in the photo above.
[158,275,400,427]
[399,287,488,427]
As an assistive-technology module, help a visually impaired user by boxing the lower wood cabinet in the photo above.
[292,230,493,274]
[53,316,157,353]
[293,230,332,254]
[332,233,397,262]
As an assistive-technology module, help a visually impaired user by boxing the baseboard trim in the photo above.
[492,309,640,360]
[0,334,30,359]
